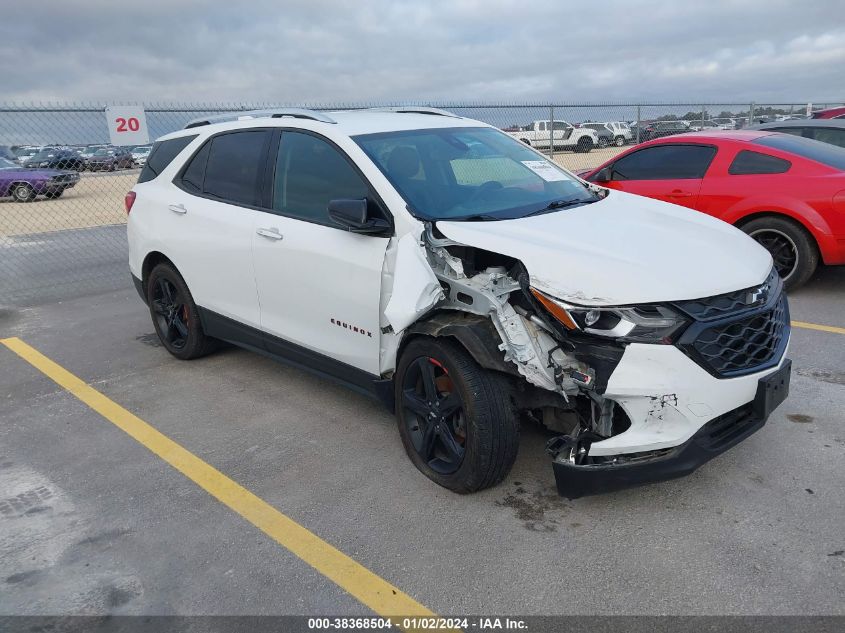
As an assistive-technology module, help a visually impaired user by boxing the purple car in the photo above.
[0,157,80,202]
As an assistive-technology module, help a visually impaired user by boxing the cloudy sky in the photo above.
[3,0,844,105]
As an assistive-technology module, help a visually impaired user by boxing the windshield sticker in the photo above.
[521,160,568,182]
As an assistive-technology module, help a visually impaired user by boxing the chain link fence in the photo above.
[1,100,840,306]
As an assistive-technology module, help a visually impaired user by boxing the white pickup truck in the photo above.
[505,120,598,152]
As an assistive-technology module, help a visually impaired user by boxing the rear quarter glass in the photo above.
[138,135,198,183]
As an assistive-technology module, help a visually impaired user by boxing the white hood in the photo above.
[436,190,772,306]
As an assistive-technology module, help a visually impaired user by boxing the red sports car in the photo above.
[578,131,845,289]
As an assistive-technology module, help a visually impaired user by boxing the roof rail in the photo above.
[364,106,460,118]
[184,108,337,129]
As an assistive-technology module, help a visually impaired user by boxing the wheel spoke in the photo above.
[419,360,438,403]
[402,389,429,417]
[173,314,189,338]
[438,391,462,419]
[421,422,437,462]
[151,299,167,316]
[437,423,465,464]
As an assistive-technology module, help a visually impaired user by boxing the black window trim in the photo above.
[608,142,719,181]
[173,126,394,236]
[267,127,394,235]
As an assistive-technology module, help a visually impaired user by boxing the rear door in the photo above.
[600,143,717,209]
[252,130,391,375]
[163,129,272,330]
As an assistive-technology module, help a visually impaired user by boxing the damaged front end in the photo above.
[391,224,791,498]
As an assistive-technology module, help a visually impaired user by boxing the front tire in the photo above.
[741,216,818,290]
[614,135,625,146]
[395,338,519,494]
[147,263,217,359]
[44,190,64,199]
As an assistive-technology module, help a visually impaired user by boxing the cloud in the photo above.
[1,0,843,105]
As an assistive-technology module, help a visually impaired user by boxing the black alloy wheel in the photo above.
[400,356,467,474]
[151,277,190,351]
[749,229,797,280]
[741,216,819,290]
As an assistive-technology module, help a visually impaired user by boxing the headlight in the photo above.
[530,288,688,344]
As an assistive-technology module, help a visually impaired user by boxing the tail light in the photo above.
[124,191,136,214]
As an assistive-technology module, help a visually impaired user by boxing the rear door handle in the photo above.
[256,228,283,240]
[168,203,187,214]
[666,190,693,198]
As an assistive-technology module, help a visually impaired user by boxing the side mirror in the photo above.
[328,198,391,235]
[592,166,612,183]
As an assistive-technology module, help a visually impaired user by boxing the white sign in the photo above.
[521,160,567,182]
[105,105,150,146]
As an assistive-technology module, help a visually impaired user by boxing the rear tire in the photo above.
[44,190,63,199]
[614,135,625,146]
[740,216,818,290]
[12,183,35,202]
[598,137,609,148]
[147,263,217,360]
[395,338,519,494]
[575,138,593,153]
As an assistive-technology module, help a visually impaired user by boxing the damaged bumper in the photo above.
[551,358,791,498]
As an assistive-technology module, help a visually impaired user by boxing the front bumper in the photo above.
[552,359,791,498]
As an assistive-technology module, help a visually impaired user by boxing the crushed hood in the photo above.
[436,190,772,306]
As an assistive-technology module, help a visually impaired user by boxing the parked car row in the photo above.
[3,143,152,172]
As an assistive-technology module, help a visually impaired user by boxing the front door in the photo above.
[252,130,390,375]
[601,143,717,210]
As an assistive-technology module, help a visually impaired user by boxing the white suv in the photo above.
[127,107,791,498]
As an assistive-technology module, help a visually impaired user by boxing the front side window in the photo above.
[203,130,269,206]
[610,144,716,180]
[728,150,791,175]
[273,131,370,223]
[355,126,598,221]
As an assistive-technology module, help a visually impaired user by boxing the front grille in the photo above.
[675,268,778,321]
[695,403,756,451]
[675,270,789,378]
[691,294,788,375]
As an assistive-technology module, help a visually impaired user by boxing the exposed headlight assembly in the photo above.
[530,288,688,344]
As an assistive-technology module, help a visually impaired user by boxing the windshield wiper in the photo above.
[524,198,596,217]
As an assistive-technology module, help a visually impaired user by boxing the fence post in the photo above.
[749,102,754,126]
[636,105,641,143]
[549,105,554,159]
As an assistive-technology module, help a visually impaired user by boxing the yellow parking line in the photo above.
[0,336,435,625]
[791,320,845,335]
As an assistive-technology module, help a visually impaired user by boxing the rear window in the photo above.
[138,135,197,183]
[753,134,845,170]
[201,130,270,206]
[728,150,791,175]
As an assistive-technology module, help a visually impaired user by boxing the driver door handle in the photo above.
[256,228,283,240]
[168,203,187,214]
[666,190,693,198]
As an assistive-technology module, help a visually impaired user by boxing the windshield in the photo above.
[93,148,115,156]
[354,126,598,221]
[31,149,59,160]
[0,157,19,169]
